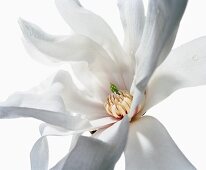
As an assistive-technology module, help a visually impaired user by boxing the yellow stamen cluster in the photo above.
[104,90,133,119]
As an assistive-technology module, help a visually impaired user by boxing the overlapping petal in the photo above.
[0,106,90,130]
[1,70,108,120]
[133,0,187,89]
[145,37,206,111]
[124,116,195,170]
[38,116,117,137]
[1,0,201,169]
[19,19,116,72]
[19,19,128,91]
[55,0,128,67]
[31,126,80,170]
[129,0,187,118]
[118,0,145,57]
[52,70,108,119]
[70,63,109,102]
[51,116,129,170]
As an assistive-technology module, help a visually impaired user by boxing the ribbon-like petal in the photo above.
[129,0,187,118]
[55,0,128,67]
[118,0,145,57]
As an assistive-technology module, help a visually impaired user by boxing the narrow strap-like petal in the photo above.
[51,116,129,170]
[0,106,91,130]
[134,0,187,89]
[19,19,116,73]
[144,36,206,111]
[30,136,49,170]
[129,0,187,118]
[117,0,145,89]
[118,0,145,57]
[32,127,79,170]
[55,0,128,67]
[39,116,118,137]
[125,116,195,170]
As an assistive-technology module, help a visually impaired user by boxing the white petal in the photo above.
[1,70,107,120]
[40,117,118,137]
[55,0,128,67]
[51,116,129,170]
[52,70,108,119]
[0,106,92,130]
[30,136,49,170]
[49,134,79,170]
[70,62,127,99]
[19,19,127,90]
[129,0,187,118]
[131,0,187,91]
[50,154,68,170]
[145,37,206,110]
[124,116,195,170]
[19,19,117,72]
[118,0,145,56]
[117,0,145,89]
[70,63,109,102]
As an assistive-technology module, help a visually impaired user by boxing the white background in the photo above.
[0,0,206,169]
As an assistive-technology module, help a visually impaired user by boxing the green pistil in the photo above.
[110,83,120,95]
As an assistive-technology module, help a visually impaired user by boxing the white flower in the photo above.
[0,0,206,169]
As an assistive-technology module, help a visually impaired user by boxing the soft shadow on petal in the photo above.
[70,63,109,102]
[19,19,127,93]
[50,116,129,170]
[117,0,145,89]
[52,70,108,119]
[71,62,126,98]
[129,0,187,118]
[125,116,195,170]
[19,19,117,73]
[145,37,206,111]
[131,0,187,91]
[31,126,79,170]
[0,106,92,130]
[118,0,145,58]
[1,70,107,120]
[55,0,129,68]
[39,116,117,137]
[30,136,49,170]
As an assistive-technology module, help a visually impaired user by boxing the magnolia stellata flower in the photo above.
[1,0,206,169]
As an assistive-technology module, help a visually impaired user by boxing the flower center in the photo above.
[104,83,144,119]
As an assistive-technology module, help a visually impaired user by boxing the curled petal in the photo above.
[1,70,107,120]
[19,19,116,72]
[32,127,79,170]
[124,116,195,170]
[19,19,127,91]
[52,70,108,119]
[55,0,128,67]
